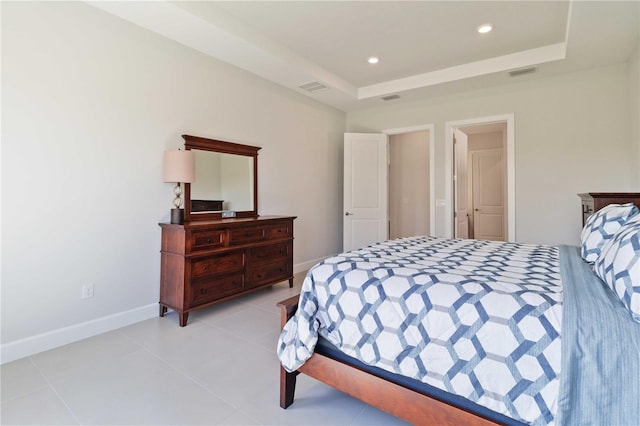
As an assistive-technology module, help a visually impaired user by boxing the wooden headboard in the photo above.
[579,192,640,225]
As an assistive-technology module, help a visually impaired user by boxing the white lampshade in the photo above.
[163,150,195,183]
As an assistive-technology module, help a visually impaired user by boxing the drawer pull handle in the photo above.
[202,266,208,271]
[200,289,207,294]
[206,238,212,243]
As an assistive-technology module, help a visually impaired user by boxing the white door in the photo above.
[344,133,388,251]
[453,129,469,238]
[472,149,505,241]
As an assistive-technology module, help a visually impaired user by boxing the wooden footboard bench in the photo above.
[277,295,499,426]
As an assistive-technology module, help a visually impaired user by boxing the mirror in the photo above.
[191,151,253,212]
[183,134,260,221]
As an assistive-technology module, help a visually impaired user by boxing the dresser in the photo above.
[578,192,640,226]
[159,215,295,326]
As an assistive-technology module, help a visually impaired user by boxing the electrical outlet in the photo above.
[82,284,94,299]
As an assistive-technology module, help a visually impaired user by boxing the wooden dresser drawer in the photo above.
[265,223,292,240]
[248,260,290,286]
[249,242,291,266]
[190,229,226,251]
[190,273,244,305]
[228,226,266,245]
[191,252,244,278]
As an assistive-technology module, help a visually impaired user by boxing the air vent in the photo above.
[381,94,401,101]
[508,66,537,77]
[298,81,328,93]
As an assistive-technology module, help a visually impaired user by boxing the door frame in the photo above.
[445,114,515,241]
[382,124,436,236]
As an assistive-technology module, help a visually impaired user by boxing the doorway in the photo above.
[385,125,434,241]
[460,124,507,241]
[445,114,515,242]
[388,129,432,239]
[343,125,434,251]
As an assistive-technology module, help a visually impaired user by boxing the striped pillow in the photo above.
[580,203,639,263]
[594,215,640,322]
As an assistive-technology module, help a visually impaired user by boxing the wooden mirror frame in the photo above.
[183,134,260,222]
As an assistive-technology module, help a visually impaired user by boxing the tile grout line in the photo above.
[3,282,305,425]
[120,329,254,422]
[117,316,278,426]
[26,356,83,425]
[0,363,49,404]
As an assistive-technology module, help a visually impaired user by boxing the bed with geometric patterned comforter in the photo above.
[277,236,640,425]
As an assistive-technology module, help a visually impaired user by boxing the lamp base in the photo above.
[170,208,184,225]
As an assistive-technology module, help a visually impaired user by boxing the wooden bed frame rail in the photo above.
[277,295,498,426]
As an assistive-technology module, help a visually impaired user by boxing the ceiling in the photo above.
[89,1,639,112]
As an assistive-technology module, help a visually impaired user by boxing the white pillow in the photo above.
[580,203,639,263]
[594,215,640,322]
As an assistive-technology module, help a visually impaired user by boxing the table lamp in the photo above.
[163,149,195,224]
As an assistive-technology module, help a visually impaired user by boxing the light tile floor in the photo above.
[1,276,408,425]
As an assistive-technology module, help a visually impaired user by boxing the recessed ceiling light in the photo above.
[368,56,379,64]
[477,23,493,34]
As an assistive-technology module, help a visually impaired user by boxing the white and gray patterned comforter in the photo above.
[277,236,563,425]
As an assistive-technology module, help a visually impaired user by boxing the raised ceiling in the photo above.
[89,1,639,111]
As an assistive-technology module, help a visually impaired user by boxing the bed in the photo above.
[276,201,640,425]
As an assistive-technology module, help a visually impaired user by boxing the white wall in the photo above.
[467,132,503,151]
[347,64,637,245]
[630,41,640,185]
[1,2,346,360]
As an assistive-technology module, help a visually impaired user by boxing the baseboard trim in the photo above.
[1,303,158,364]
[1,257,332,364]
[294,256,330,275]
